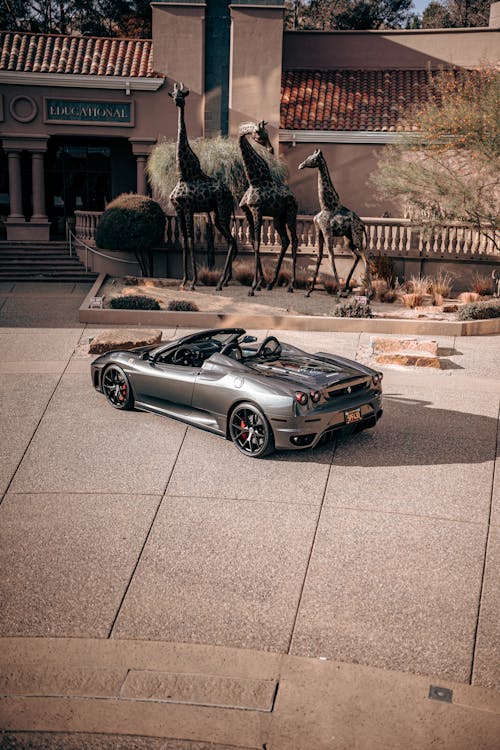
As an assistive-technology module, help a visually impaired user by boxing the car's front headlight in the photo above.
[372,373,383,387]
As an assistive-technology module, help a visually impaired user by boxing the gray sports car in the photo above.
[91,328,383,458]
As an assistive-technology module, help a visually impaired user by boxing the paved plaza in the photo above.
[0,282,499,749]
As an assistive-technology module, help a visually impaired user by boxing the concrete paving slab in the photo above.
[166,426,333,504]
[0,665,128,699]
[290,507,487,683]
[112,497,318,651]
[0,492,161,637]
[8,283,79,295]
[0,282,15,293]
[0,361,69,374]
[0,373,60,498]
[325,385,498,522]
[10,371,187,495]
[472,525,500,690]
[0,735,252,750]
[492,454,500,527]
[0,296,85,327]
[269,655,500,750]
[0,329,82,361]
[447,335,500,380]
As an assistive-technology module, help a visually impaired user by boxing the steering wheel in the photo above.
[256,335,281,358]
[171,346,195,366]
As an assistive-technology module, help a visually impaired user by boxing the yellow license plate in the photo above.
[345,408,362,424]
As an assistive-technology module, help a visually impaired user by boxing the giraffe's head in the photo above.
[298,149,323,170]
[252,120,274,155]
[168,81,190,108]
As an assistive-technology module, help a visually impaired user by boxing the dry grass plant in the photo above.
[471,272,494,296]
[429,270,454,298]
[400,292,423,308]
[458,291,481,303]
[407,275,432,296]
[320,275,339,295]
[197,266,221,286]
[371,278,388,301]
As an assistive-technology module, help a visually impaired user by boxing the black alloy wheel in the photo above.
[229,402,275,458]
[102,365,134,410]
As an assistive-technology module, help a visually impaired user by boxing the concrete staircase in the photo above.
[0,241,98,282]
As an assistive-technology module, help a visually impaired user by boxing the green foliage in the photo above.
[167,300,200,312]
[96,194,165,276]
[333,299,373,318]
[147,136,289,209]
[457,299,500,320]
[422,0,490,28]
[284,0,413,30]
[110,295,161,310]
[370,68,500,251]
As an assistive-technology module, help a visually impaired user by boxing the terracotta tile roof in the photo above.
[281,69,438,131]
[0,31,155,77]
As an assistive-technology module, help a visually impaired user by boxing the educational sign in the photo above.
[44,99,134,126]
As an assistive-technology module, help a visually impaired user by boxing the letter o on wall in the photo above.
[10,95,38,123]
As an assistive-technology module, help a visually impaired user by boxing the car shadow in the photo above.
[329,394,498,467]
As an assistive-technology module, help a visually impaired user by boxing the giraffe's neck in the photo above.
[317,156,340,211]
[176,106,203,181]
[239,132,273,187]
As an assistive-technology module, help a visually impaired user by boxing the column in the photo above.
[31,151,47,219]
[6,150,23,218]
[136,155,147,195]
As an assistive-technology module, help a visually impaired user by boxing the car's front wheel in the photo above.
[102,365,134,410]
[229,402,275,458]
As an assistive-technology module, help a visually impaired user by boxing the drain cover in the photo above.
[428,685,453,703]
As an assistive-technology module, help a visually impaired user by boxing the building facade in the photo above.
[0,0,498,242]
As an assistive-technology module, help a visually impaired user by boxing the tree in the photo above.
[370,69,500,251]
[422,0,491,28]
[284,0,414,30]
[0,0,152,36]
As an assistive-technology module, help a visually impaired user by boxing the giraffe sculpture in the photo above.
[169,82,237,290]
[298,149,372,298]
[233,121,299,296]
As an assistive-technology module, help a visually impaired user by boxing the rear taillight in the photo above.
[310,390,321,403]
[372,373,383,386]
[295,391,308,405]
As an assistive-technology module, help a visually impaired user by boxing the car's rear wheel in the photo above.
[102,365,134,410]
[229,402,275,458]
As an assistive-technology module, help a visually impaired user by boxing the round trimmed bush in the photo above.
[110,295,161,310]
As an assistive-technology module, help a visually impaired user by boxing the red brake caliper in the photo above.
[119,384,127,402]
[240,419,248,441]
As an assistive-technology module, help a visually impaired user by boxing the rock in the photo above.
[375,353,441,368]
[89,329,162,354]
[442,304,459,313]
[371,337,438,356]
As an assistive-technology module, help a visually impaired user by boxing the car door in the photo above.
[132,357,199,412]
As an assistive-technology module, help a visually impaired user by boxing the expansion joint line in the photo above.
[107,426,189,638]
[0,333,85,507]
[286,441,336,654]
[469,396,500,685]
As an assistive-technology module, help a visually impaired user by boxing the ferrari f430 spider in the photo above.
[91,328,383,457]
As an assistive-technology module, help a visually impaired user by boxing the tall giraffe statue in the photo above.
[169,82,237,290]
[234,121,298,296]
[298,149,372,297]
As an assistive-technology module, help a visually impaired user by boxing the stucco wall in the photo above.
[281,142,398,216]
[283,28,500,70]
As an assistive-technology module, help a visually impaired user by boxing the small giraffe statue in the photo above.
[169,82,237,290]
[235,121,299,296]
[298,149,372,298]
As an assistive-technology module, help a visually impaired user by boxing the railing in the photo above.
[74,211,499,260]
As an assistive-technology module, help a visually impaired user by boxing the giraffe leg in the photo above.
[215,213,237,291]
[326,231,342,298]
[286,211,299,293]
[249,210,263,296]
[176,209,189,290]
[267,216,290,291]
[306,230,324,298]
[186,212,197,291]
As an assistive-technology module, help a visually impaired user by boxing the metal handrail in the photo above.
[67,225,139,273]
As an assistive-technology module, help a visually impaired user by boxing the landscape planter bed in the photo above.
[79,274,500,336]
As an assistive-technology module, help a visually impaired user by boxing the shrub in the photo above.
[293,268,310,290]
[167,299,200,312]
[381,288,398,303]
[369,252,396,286]
[457,299,500,320]
[471,273,494,296]
[407,275,432,296]
[233,261,255,287]
[458,291,481,303]
[371,278,388,301]
[400,292,423,308]
[95,194,165,277]
[110,295,161,310]
[429,270,454,298]
[198,266,221,286]
[333,299,373,318]
[321,275,339,295]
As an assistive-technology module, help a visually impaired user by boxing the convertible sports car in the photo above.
[91,328,383,458]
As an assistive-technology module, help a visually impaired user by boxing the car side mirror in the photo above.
[241,335,257,344]
[142,351,150,360]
